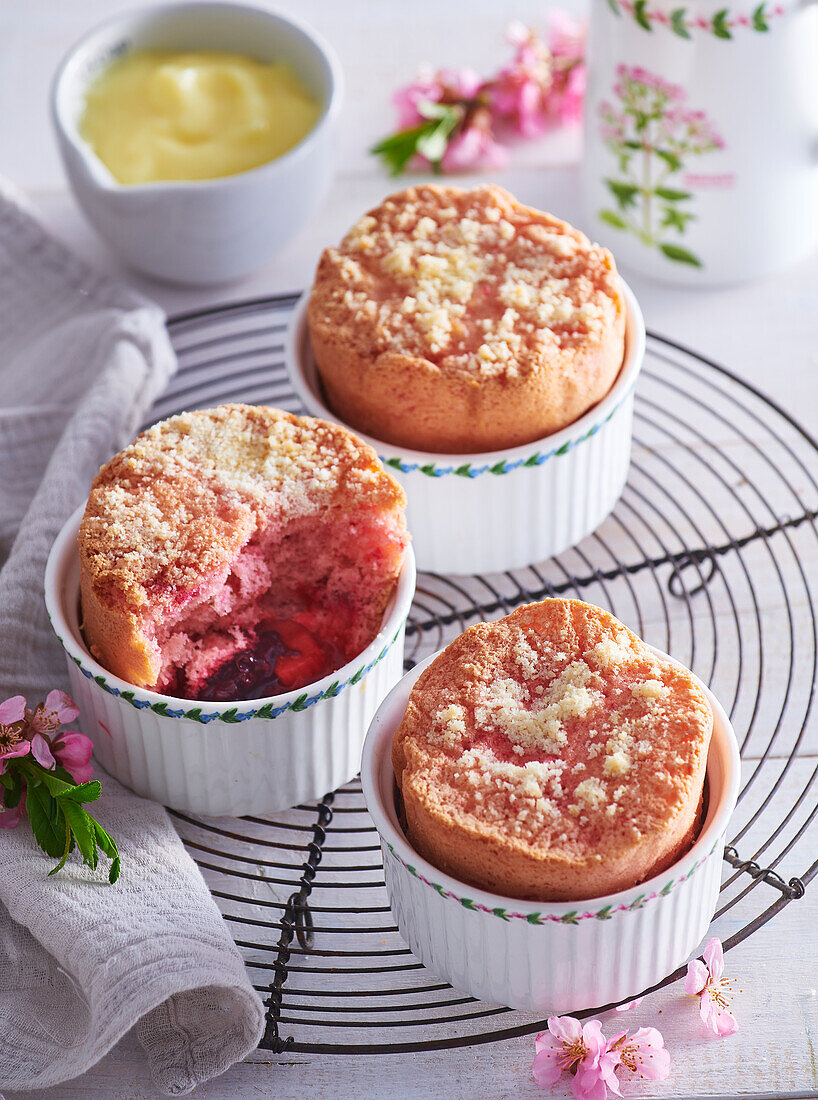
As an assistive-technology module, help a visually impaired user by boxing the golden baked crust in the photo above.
[392,599,712,901]
[308,184,626,453]
[79,404,408,694]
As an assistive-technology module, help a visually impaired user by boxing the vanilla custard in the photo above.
[79,50,321,184]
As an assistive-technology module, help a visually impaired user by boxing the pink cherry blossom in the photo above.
[0,697,31,776]
[52,731,94,784]
[0,696,26,726]
[614,997,644,1012]
[27,690,80,734]
[441,124,508,172]
[533,1016,616,1099]
[685,937,738,1036]
[547,9,587,59]
[30,732,56,770]
[0,788,26,829]
[604,1027,671,1092]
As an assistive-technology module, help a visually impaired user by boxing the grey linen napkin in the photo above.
[0,183,265,1094]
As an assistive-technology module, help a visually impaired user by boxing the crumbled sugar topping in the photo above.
[323,185,620,378]
[80,405,401,601]
[411,610,711,852]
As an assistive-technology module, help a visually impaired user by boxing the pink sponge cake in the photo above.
[392,599,713,901]
[79,404,409,701]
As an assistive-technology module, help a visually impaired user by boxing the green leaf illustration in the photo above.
[661,205,695,232]
[670,7,691,36]
[660,243,703,267]
[599,209,628,230]
[654,186,692,201]
[752,2,769,30]
[712,9,732,37]
[604,179,639,209]
[454,464,473,477]
[633,0,652,29]
[656,148,682,172]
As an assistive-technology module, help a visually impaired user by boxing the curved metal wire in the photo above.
[157,295,818,1056]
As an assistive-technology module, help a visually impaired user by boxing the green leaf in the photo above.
[420,463,438,476]
[623,140,643,151]
[654,187,692,201]
[604,179,639,210]
[616,152,632,174]
[93,820,121,884]
[752,2,769,30]
[2,770,22,808]
[660,242,703,267]
[561,911,580,925]
[661,205,695,232]
[712,8,732,37]
[56,780,102,805]
[526,912,543,925]
[492,907,510,921]
[599,209,628,230]
[670,7,691,36]
[291,692,311,709]
[633,0,652,29]
[596,905,613,920]
[26,783,67,859]
[454,464,473,477]
[606,0,620,13]
[59,800,98,870]
[656,148,682,172]
[489,461,507,475]
[415,105,460,166]
[460,897,478,910]
[371,120,438,176]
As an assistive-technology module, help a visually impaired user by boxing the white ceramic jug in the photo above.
[582,0,818,284]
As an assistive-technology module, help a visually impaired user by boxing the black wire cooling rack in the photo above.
[148,292,818,1055]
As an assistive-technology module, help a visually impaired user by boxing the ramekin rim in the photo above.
[361,643,741,920]
[44,504,416,721]
[287,278,646,474]
[50,0,344,196]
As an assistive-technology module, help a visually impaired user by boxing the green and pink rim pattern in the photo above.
[384,837,720,923]
[606,0,784,37]
[380,384,633,477]
[49,619,405,724]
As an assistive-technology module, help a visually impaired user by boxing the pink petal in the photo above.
[44,689,79,726]
[0,803,22,828]
[0,696,26,725]
[53,731,94,783]
[571,1064,609,1100]
[702,937,724,982]
[582,1018,608,1058]
[629,1027,671,1079]
[548,1014,583,1043]
[439,66,482,99]
[532,1045,563,1087]
[0,739,31,764]
[615,997,643,1011]
[712,1007,739,1037]
[30,733,56,770]
[685,958,708,995]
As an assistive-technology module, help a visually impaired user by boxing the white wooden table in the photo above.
[3,1,818,1097]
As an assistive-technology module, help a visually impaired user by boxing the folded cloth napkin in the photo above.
[0,183,265,1094]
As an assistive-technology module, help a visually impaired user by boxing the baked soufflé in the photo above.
[308,184,626,453]
[79,404,409,702]
[393,599,713,901]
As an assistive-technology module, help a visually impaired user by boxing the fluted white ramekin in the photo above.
[361,648,740,1013]
[287,281,645,575]
[44,506,416,816]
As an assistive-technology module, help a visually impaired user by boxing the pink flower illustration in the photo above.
[685,937,738,1036]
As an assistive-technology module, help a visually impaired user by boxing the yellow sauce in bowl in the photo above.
[79,50,322,184]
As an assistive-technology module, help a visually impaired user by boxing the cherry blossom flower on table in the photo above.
[0,695,31,775]
[603,1027,671,1093]
[533,1016,619,1100]
[685,937,739,1036]
[372,13,586,175]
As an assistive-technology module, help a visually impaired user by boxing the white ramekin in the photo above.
[361,648,741,1013]
[51,2,343,285]
[287,281,645,575]
[44,506,416,816]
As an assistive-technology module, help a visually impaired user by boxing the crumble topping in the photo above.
[325,184,620,378]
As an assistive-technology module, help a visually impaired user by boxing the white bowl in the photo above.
[361,648,740,1013]
[44,506,416,816]
[51,2,343,285]
[287,280,646,575]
